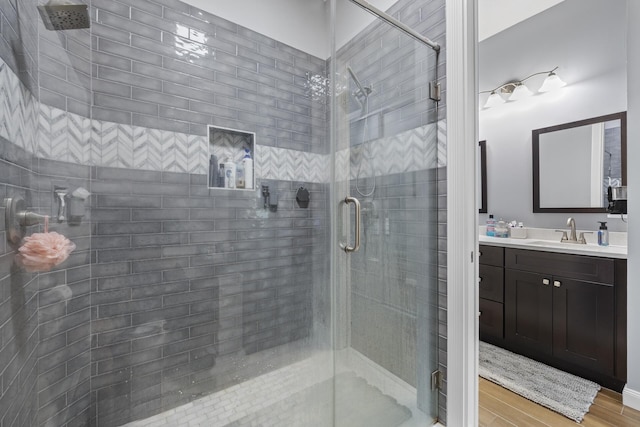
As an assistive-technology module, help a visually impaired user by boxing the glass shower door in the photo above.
[331,0,442,425]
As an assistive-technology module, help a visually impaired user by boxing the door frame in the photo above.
[445,0,479,425]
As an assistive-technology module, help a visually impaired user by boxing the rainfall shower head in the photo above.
[37,2,90,31]
[347,66,372,99]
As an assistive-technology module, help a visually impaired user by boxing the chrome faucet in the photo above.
[567,217,577,242]
[555,217,590,244]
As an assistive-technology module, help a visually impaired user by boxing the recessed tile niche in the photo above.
[208,125,255,190]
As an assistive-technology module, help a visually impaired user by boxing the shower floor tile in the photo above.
[119,351,419,427]
[120,352,334,427]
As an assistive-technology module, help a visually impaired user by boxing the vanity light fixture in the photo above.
[538,69,567,92]
[481,66,566,109]
[484,91,505,108]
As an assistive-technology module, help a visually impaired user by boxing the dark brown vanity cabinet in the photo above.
[504,248,626,390]
[479,245,627,391]
[479,245,504,343]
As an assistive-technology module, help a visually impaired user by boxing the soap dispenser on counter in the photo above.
[486,214,496,236]
[597,221,609,246]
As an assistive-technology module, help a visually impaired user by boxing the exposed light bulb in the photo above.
[509,83,533,101]
[539,72,566,92]
[483,91,505,109]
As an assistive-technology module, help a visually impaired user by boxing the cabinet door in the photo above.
[479,264,503,303]
[552,277,615,375]
[479,298,503,341]
[505,269,553,355]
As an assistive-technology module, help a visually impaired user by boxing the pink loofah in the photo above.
[16,216,76,272]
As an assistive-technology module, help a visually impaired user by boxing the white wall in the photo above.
[479,0,628,232]
[478,0,564,41]
[624,0,640,411]
[180,0,397,59]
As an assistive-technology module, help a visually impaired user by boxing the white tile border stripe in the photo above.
[1,55,446,185]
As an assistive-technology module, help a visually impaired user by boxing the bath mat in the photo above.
[479,341,600,422]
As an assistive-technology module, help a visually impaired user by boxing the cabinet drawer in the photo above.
[479,298,503,340]
[505,248,614,284]
[479,245,504,267]
[479,264,504,303]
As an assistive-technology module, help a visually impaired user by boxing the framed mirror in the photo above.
[478,140,487,213]
[533,112,626,213]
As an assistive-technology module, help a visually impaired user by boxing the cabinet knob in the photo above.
[478,311,482,316]
[542,278,550,285]
[554,280,561,288]
[478,277,483,283]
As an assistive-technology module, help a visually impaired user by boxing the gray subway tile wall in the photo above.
[0,2,41,426]
[35,157,93,427]
[83,0,329,152]
[0,0,39,92]
[89,168,328,426]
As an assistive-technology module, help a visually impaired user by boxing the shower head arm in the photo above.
[347,66,372,99]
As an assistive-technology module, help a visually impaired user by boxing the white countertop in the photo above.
[479,227,627,259]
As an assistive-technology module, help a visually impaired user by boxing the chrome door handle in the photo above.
[341,196,361,253]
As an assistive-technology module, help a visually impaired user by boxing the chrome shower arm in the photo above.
[347,66,371,98]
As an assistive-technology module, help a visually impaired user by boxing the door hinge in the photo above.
[431,369,443,391]
[429,81,441,101]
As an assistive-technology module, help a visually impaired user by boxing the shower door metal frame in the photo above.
[347,0,441,51]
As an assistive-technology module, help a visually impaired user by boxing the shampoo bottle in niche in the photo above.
[218,163,225,187]
[223,157,236,188]
[597,221,609,246]
[242,148,253,189]
[486,214,496,236]
[236,161,245,188]
[208,155,218,187]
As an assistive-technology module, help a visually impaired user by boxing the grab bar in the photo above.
[341,196,361,253]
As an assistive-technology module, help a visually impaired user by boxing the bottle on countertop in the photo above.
[597,221,609,246]
[486,214,496,237]
[495,218,508,238]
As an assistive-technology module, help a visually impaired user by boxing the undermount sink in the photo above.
[525,240,567,246]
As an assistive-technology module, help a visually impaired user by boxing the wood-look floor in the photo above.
[479,377,640,427]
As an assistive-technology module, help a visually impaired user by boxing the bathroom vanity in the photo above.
[479,236,627,391]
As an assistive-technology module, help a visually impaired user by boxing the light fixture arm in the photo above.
[479,66,560,94]
[518,66,559,85]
